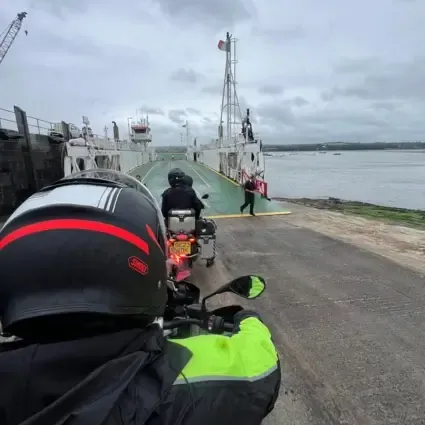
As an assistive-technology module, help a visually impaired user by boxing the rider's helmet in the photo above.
[167,168,185,187]
[182,175,193,187]
[0,169,168,339]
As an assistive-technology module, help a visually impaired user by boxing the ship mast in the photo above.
[218,32,242,147]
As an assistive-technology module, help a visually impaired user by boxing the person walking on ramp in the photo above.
[240,174,256,216]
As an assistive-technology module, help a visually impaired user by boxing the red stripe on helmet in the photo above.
[0,219,149,254]
[145,224,163,252]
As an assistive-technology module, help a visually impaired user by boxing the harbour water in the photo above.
[266,150,425,210]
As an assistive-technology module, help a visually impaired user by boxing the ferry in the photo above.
[186,32,269,198]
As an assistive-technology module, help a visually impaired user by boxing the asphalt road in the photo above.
[193,215,425,425]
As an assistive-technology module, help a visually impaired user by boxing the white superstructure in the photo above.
[130,116,152,145]
[187,32,268,197]
[63,116,156,177]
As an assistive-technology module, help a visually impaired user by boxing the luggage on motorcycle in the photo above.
[168,209,196,234]
[196,218,216,260]
[196,217,216,235]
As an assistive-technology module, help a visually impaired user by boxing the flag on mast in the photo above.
[182,124,187,128]
[217,40,230,52]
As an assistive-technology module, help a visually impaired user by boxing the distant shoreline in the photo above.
[154,143,425,154]
[274,197,425,230]
[264,142,425,153]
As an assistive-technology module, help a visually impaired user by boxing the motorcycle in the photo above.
[167,193,214,281]
[163,274,266,338]
[167,227,198,282]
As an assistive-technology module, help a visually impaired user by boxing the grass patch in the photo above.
[276,197,425,230]
[340,204,425,229]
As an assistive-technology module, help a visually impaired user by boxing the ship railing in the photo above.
[27,114,54,135]
[218,134,259,146]
[117,141,145,151]
[0,107,16,131]
[0,107,54,135]
[81,138,147,152]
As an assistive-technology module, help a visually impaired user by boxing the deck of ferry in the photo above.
[130,156,290,218]
[132,158,425,425]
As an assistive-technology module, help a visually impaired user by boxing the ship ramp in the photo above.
[130,158,425,425]
[129,158,290,218]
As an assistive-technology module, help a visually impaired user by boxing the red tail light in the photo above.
[176,234,188,241]
[170,254,181,263]
[189,237,196,243]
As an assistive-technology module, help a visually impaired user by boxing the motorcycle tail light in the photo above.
[176,234,188,241]
[170,254,180,263]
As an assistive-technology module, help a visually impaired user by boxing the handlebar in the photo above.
[163,316,234,333]
[165,282,237,334]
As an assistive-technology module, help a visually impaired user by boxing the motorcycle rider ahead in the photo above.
[182,174,193,188]
[0,169,280,425]
[161,168,204,220]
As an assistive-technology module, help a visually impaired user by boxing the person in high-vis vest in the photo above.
[0,169,280,425]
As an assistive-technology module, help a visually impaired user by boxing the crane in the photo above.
[0,12,27,66]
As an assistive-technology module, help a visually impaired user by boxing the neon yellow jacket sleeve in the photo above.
[171,317,279,384]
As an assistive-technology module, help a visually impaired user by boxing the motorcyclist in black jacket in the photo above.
[182,174,193,188]
[161,168,204,221]
[0,169,281,425]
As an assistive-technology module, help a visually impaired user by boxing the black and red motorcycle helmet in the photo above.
[0,169,168,337]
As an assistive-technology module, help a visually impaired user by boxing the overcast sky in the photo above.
[1,0,424,144]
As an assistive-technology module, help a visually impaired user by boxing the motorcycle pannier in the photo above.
[168,209,196,234]
[196,218,216,260]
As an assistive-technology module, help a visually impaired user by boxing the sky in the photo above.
[0,0,424,145]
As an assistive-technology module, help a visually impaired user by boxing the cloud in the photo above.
[168,109,187,124]
[288,96,309,107]
[371,102,397,111]
[152,0,255,28]
[258,84,284,95]
[324,57,425,102]
[252,25,305,42]
[169,68,203,84]
[201,84,223,95]
[186,108,201,115]
[140,106,165,116]
[1,0,424,144]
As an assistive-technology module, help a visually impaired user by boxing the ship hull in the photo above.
[0,134,155,216]
[62,138,155,176]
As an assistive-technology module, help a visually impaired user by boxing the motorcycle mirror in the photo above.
[201,275,266,310]
[228,275,266,299]
[201,194,209,199]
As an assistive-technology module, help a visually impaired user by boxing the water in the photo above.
[266,150,425,210]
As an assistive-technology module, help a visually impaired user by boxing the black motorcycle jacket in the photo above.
[0,317,280,425]
[161,185,204,219]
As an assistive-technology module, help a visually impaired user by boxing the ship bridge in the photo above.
[128,154,290,218]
